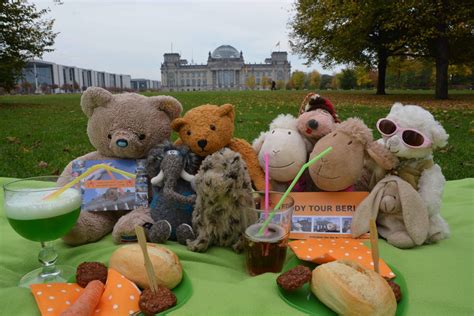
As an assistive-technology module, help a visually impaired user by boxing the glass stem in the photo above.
[39,241,60,279]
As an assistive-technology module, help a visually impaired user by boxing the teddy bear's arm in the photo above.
[228,138,267,191]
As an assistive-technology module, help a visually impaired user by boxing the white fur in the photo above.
[252,114,312,184]
[380,103,450,242]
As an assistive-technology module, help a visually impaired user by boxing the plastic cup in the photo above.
[244,191,294,276]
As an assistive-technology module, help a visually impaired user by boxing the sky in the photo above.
[34,0,342,81]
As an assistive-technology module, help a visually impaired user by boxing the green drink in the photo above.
[5,188,81,242]
[7,209,80,242]
[3,177,82,287]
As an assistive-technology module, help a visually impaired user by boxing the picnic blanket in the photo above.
[0,177,473,315]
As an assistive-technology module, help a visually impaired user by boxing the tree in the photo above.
[245,75,256,90]
[354,65,375,89]
[289,1,415,95]
[291,71,306,90]
[397,1,474,99]
[320,74,333,90]
[307,70,321,90]
[276,80,285,90]
[339,68,357,90]
[0,1,57,92]
[261,76,271,89]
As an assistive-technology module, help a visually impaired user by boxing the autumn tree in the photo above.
[307,70,321,89]
[396,1,474,99]
[291,71,306,90]
[276,80,285,90]
[290,1,415,95]
[261,76,271,89]
[354,65,375,89]
[0,1,57,92]
[245,75,256,90]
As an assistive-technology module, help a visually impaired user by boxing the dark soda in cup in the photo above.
[244,223,288,276]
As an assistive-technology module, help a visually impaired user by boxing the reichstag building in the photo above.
[160,45,291,91]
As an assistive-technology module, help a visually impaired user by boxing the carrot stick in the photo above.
[60,280,105,316]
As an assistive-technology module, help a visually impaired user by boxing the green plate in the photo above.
[69,271,192,315]
[278,256,408,315]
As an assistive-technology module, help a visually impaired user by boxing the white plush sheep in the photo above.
[252,114,313,192]
[377,103,450,243]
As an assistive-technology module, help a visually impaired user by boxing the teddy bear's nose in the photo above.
[116,139,128,148]
[308,119,319,129]
[197,139,208,150]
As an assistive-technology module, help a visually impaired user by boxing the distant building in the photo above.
[131,79,161,91]
[160,45,291,91]
[19,60,133,93]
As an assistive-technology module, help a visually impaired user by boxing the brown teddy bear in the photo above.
[171,104,266,191]
[58,87,182,245]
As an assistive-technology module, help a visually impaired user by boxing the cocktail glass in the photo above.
[3,176,81,288]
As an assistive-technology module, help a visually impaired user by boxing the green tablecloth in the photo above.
[0,177,473,315]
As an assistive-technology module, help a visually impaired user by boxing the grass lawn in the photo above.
[1,90,473,180]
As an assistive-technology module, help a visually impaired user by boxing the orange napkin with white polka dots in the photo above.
[30,268,141,316]
[288,238,396,279]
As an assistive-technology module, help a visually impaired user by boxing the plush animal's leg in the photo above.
[426,214,450,243]
[112,206,153,243]
[62,211,123,246]
[187,231,211,252]
[176,223,195,245]
[148,220,172,243]
[385,231,417,248]
[232,236,245,253]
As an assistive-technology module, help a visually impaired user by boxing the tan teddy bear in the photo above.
[58,87,182,245]
[171,104,266,191]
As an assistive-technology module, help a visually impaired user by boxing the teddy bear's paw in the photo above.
[176,224,195,245]
[187,237,209,252]
[148,220,172,243]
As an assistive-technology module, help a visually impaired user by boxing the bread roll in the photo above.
[109,243,182,289]
[311,260,396,316]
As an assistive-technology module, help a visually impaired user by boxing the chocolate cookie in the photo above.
[277,265,312,291]
[139,287,177,315]
[76,262,108,288]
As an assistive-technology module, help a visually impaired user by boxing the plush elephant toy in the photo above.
[145,141,200,245]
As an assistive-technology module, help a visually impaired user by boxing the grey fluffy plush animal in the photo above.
[146,141,200,245]
[187,148,257,253]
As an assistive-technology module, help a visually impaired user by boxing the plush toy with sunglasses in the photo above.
[376,103,450,243]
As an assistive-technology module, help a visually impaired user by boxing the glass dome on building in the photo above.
[211,45,240,59]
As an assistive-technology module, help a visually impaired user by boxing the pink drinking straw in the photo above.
[264,153,270,236]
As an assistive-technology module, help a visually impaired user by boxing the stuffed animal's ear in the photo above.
[218,104,235,121]
[252,131,267,154]
[430,121,449,149]
[366,141,399,171]
[396,178,430,245]
[80,87,113,118]
[149,96,182,120]
[171,118,187,132]
[389,102,404,115]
